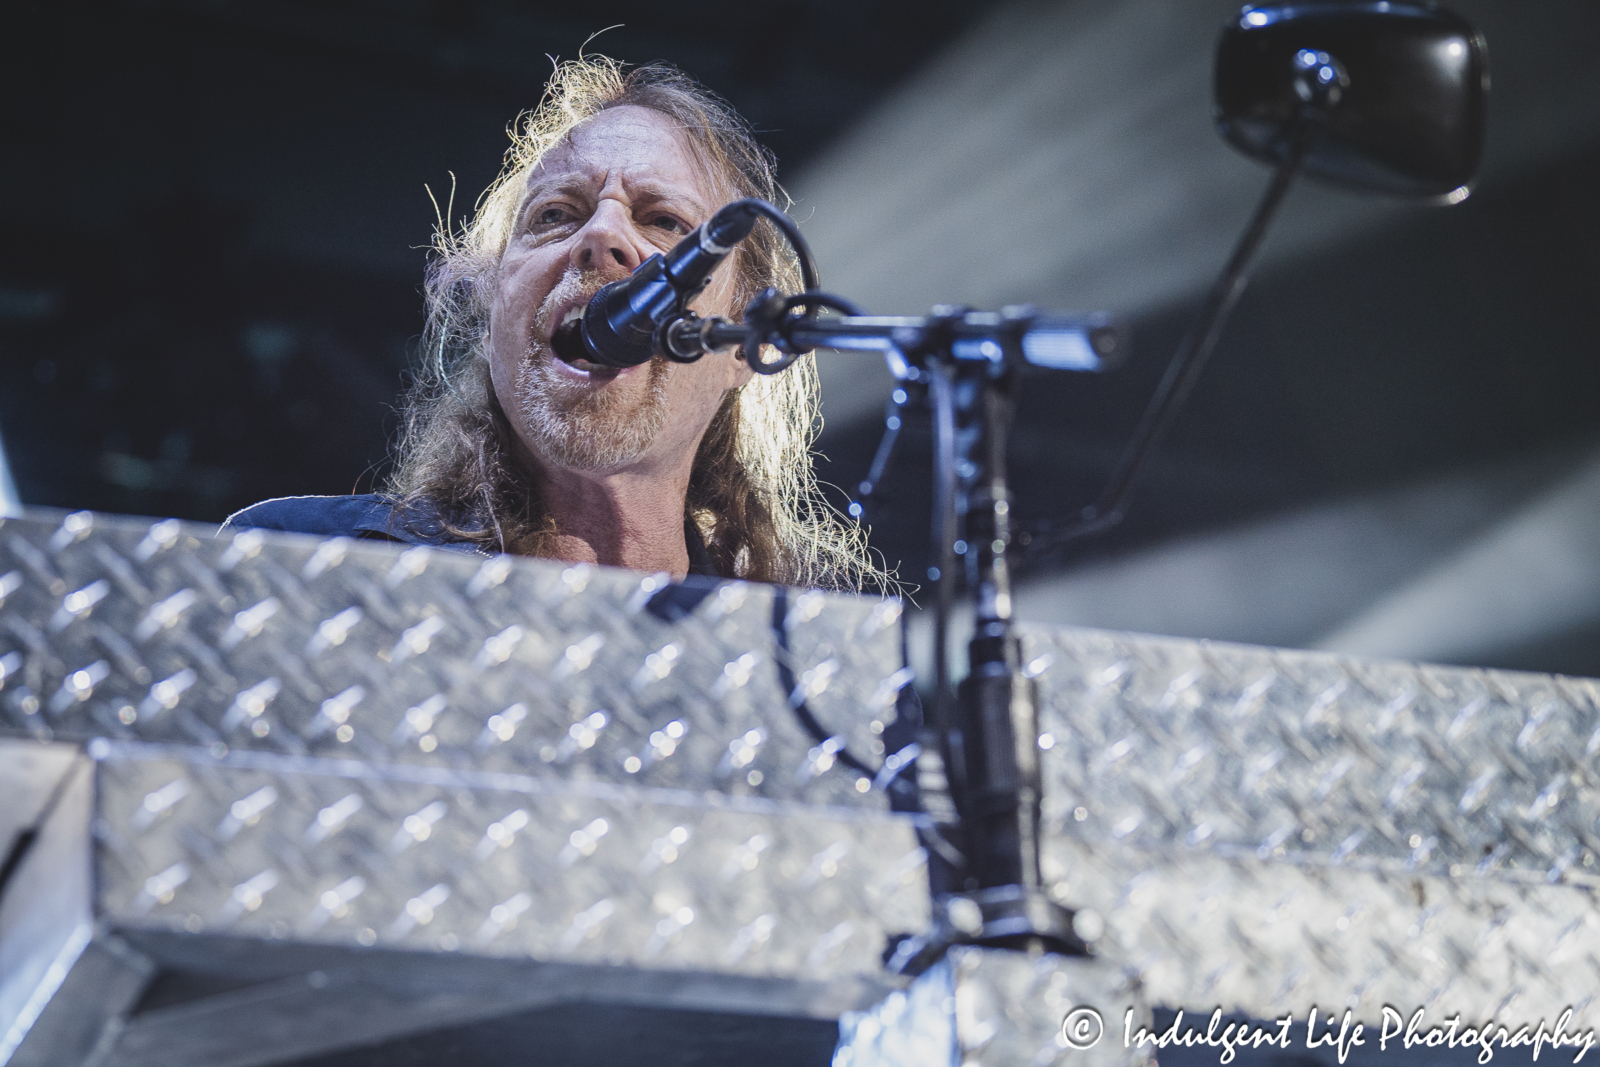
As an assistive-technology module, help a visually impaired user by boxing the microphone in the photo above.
[550,199,763,369]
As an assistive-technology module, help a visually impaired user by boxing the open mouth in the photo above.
[549,304,614,374]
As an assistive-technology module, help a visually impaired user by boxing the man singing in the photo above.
[229,57,881,592]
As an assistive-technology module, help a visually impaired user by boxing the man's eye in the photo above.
[534,206,574,227]
[650,215,689,235]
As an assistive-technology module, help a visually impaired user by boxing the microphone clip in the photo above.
[740,288,807,375]
[657,310,716,364]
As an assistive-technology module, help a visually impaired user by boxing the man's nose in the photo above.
[572,201,643,273]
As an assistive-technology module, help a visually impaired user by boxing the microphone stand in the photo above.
[680,306,1119,965]
[664,48,1348,975]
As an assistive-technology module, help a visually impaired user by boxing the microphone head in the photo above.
[547,279,655,369]
[702,199,762,252]
[580,278,658,367]
[546,204,764,370]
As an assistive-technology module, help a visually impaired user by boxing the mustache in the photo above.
[532,266,628,343]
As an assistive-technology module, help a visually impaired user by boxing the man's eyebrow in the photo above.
[514,175,595,228]
[522,175,593,200]
[519,172,712,218]
[623,179,711,215]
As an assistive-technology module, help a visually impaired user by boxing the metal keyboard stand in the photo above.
[0,509,925,1067]
[7,508,1600,1066]
[837,625,1600,1065]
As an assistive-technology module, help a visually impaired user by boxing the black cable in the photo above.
[785,291,861,317]
[738,199,820,293]
[739,204,930,800]
[743,291,864,375]
[770,587,885,781]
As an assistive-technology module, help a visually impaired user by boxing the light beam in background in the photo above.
[908,446,1600,680]
[792,0,1600,433]
[798,0,1600,674]
[1008,449,1579,649]
[1314,449,1600,666]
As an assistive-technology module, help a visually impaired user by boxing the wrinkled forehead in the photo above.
[525,104,726,211]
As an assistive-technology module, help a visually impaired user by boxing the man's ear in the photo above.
[727,348,757,391]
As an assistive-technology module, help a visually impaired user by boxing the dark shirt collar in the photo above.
[683,518,718,578]
[355,495,720,578]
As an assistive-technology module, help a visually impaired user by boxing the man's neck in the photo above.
[531,465,693,580]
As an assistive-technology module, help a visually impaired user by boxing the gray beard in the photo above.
[512,268,670,472]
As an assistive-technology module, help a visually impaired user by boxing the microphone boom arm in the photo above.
[667,305,1127,376]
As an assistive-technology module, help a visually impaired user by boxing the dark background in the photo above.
[0,0,994,521]
[4,0,1600,675]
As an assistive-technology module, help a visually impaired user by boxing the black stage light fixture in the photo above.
[1042,1,1491,552]
[1216,2,1489,201]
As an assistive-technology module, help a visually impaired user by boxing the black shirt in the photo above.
[224,493,720,578]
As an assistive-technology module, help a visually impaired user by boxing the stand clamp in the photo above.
[885,884,1089,976]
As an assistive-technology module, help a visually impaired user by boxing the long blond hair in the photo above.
[389,56,885,591]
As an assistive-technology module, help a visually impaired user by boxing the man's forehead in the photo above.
[525,106,717,206]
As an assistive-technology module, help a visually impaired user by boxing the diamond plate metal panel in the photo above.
[91,743,928,983]
[1023,624,1600,1025]
[0,510,908,810]
[17,504,1600,1061]
[0,742,96,1066]
[835,946,1151,1067]
[0,507,924,1063]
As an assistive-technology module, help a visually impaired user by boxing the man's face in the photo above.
[487,105,751,476]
